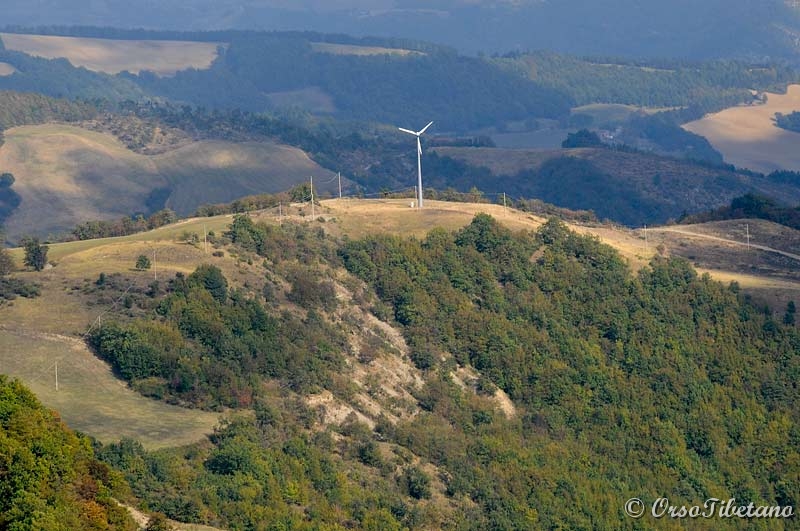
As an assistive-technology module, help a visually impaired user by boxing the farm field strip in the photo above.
[0,32,223,76]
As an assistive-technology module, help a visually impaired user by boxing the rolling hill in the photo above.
[0,123,339,242]
[4,199,797,448]
[683,84,800,173]
[2,0,800,61]
[1,198,798,530]
[430,146,800,225]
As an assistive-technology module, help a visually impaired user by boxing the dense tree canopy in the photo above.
[0,376,136,530]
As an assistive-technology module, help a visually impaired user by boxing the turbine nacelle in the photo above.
[398,121,434,138]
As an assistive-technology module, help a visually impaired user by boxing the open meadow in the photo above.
[683,84,800,173]
[0,62,16,76]
[0,32,222,76]
[310,41,422,56]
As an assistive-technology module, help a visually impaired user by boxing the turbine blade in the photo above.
[417,121,434,135]
[417,137,422,155]
[398,127,417,135]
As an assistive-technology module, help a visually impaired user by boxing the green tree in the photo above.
[145,513,174,531]
[0,246,13,276]
[784,300,796,326]
[290,182,312,203]
[22,237,48,271]
[402,466,432,499]
[189,264,228,303]
[561,128,603,148]
[135,255,152,270]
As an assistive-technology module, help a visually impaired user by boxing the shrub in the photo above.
[135,255,152,270]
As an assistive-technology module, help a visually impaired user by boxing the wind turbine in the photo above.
[399,121,433,208]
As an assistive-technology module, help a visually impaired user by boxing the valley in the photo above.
[431,145,800,225]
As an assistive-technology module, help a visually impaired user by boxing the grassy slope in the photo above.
[0,124,339,241]
[0,219,241,448]
[0,124,164,241]
[1,200,797,450]
[309,42,421,56]
[0,32,222,76]
[683,84,800,173]
[571,103,674,124]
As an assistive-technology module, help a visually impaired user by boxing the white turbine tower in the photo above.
[399,121,433,208]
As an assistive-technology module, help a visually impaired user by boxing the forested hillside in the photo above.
[681,193,800,229]
[427,147,800,225]
[3,28,796,134]
[498,52,798,113]
[0,375,136,530]
[128,32,571,131]
[62,214,800,530]
[0,90,97,131]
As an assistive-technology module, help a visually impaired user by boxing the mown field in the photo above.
[0,32,222,76]
[571,102,676,124]
[683,84,800,173]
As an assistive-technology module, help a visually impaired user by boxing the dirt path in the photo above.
[651,226,800,262]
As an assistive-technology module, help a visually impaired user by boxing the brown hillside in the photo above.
[0,124,340,241]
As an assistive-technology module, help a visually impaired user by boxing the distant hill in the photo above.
[0,123,339,242]
[431,146,800,225]
[0,28,797,138]
[0,29,572,131]
[2,0,800,61]
[680,193,800,229]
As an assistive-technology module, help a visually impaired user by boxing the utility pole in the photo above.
[310,176,315,218]
[503,192,507,213]
[203,224,208,253]
[746,223,750,251]
[338,172,342,200]
[644,225,648,253]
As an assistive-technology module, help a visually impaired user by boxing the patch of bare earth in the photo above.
[306,277,423,428]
